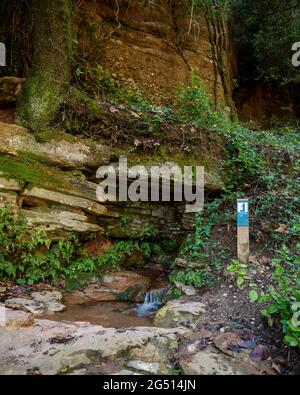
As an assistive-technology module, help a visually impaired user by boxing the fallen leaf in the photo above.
[274,224,289,234]
[249,255,259,264]
[250,346,268,362]
[130,111,140,118]
[271,362,281,374]
[109,105,119,113]
[133,138,142,147]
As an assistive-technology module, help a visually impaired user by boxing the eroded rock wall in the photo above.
[76,0,229,109]
[0,122,225,240]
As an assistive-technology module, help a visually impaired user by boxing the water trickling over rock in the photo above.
[136,288,166,317]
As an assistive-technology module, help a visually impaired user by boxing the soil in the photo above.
[192,271,300,375]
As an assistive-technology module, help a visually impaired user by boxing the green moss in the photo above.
[61,87,104,133]
[18,151,62,168]
[16,0,74,131]
[16,74,65,131]
[0,154,71,190]
[125,150,225,191]
[70,87,103,117]
[34,129,77,144]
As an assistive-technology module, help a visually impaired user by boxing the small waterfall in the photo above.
[136,288,166,317]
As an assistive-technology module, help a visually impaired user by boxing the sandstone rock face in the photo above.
[0,121,111,169]
[174,282,198,296]
[179,332,274,376]
[0,319,188,375]
[76,1,229,110]
[31,291,65,313]
[5,298,45,315]
[84,235,114,257]
[154,299,206,328]
[64,270,151,304]
[5,291,65,315]
[23,187,107,216]
[126,360,161,375]
[0,307,34,329]
[179,345,260,375]
[0,122,225,239]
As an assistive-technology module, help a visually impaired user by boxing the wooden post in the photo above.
[237,198,249,263]
[0,42,5,67]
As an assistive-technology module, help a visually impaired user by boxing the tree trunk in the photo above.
[16,0,73,131]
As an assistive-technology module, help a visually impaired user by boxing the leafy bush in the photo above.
[170,267,215,289]
[173,72,226,130]
[0,206,160,285]
[231,0,300,85]
[228,225,300,348]
[256,231,300,348]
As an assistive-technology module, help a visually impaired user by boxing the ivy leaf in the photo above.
[249,290,258,302]
[275,266,284,275]
[237,277,244,286]
[284,335,298,347]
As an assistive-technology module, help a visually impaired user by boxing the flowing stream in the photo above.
[135,288,166,317]
[41,288,167,328]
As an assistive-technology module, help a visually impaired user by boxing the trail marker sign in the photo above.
[237,198,249,263]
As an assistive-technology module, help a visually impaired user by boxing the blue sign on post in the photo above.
[237,198,249,227]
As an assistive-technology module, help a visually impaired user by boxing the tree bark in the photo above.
[16,0,73,131]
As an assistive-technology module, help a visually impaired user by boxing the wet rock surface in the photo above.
[0,281,281,376]
[64,270,152,304]
[154,299,207,328]
[0,317,188,375]
[4,291,65,315]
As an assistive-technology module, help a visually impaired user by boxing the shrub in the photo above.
[0,206,160,285]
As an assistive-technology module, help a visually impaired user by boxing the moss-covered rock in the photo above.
[0,122,111,170]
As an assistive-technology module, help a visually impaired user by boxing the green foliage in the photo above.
[0,206,82,285]
[256,236,300,348]
[170,267,215,288]
[228,225,300,348]
[224,124,266,189]
[140,224,160,239]
[73,63,154,112]
[183,199,222,261]
[0,206,161,286]
[227,259,252,289]
[170,200,221,295]
[231,0,300,85]
[120,214,129,227]
[173,72,227,130]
